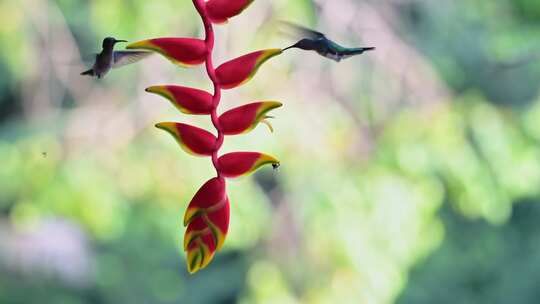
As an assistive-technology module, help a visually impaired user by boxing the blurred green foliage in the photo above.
[1,0,540,303]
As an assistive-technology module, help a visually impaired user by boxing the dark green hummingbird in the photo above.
[282,22,375,62]
[81,37,152,79]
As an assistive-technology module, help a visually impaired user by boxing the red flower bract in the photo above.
[146,85,213,115]
[127,38,207,66]
[219,101,282,135]
[218,152,279,178]
[216,49,282,89]
[155,122,216,157]
[205,0,255,24]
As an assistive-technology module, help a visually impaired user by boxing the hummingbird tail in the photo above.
[81,69,94,76]
[343,47,376,57]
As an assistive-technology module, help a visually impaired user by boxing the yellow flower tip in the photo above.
[258,154,280,168]
[183,207,200,227]
[155,122,174,130]
[155,122,181,140]
[187,257,201,274]
[253,49,283,70]
[200,253,214,269]
[186,243,214,274]
[212,229,227,252]
[260,49,282,64]
[264,101,283,110]
[267,48,283,56]
[145,85,166,94]
[146,86,173,101]
[126,40,152,50]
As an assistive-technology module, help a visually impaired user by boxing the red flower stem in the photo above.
[193,0,225,177]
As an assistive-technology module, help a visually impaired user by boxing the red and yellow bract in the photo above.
[155,122,216,157]
[127,38,207,66]
[129,0,283,273]
[219,101,282,135]
[218,152,279,178]
[216,49,283,89]
[146,85,213,115]
[183,177,230,273]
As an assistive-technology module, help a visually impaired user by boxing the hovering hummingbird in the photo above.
[81,37,152,79]
[282,22,375,62]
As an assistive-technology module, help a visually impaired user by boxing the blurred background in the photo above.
[1,0,540,303]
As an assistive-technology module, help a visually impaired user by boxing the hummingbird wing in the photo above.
[281,21,326,40]
[112,51,153,69]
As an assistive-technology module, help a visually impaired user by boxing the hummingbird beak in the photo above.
[282,43,298,51]
[114,39,128,44]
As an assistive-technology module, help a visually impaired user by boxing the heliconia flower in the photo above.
[155,122,216,156]
[146,85,213,115]
[183,177,230,273]
[127,38,207,67]
[216,49,282,89]
[219,101,282,135]
[140,0,285,274]
[205,0,254,24]
[218,152,279,178]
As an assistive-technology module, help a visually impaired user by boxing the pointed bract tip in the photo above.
[126,40,151,50]
[145,85,166,94]
[266,101,283,109]
[268,48,283,56]
[260,154,280,166]
[155,122,174,131]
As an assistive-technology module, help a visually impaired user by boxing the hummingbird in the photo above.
[282,22,375,62]
[81,37,152,79]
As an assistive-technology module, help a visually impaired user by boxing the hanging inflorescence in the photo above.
[127,0,283,273]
